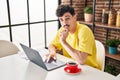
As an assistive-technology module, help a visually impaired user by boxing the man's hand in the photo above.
[60,29,69,43]
[43,53,56,63]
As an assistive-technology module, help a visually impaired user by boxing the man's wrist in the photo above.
[61,40,67,45]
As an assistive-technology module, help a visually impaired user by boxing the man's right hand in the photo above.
[43,53,57,63]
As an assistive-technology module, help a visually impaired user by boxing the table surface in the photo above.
[115,74,120,80]
[0,51,116,80]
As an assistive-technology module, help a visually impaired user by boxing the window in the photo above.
[0,0,59,48]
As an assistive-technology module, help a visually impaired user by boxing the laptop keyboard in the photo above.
[37,48,48,57]
[45,62,57,67]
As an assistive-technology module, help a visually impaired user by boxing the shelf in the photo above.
[95,22,120,30]
[105,48,120,61]
[79,21,120,30]
[79,20,93,25]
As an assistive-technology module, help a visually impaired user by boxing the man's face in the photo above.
[58,12,76,31]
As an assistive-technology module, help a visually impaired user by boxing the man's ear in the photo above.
[73,14,77,20]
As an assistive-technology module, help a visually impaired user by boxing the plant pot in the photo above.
[108,46,117,54]
[84,13,92,22]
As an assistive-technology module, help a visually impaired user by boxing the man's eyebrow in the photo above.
[65,15,71,17]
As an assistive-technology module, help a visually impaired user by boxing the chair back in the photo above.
[0,40,19,58]
[95,40,105,71]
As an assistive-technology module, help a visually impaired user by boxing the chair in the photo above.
[0,40,19,58]
[95,40,105,71]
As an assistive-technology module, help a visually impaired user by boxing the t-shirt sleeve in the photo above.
[77,26,95,55]
[50,28,62,50]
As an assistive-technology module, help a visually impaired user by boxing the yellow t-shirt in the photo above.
[51,22,99,69]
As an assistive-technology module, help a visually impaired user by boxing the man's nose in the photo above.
[62,22,67,27]
[62,20,68,24]
[63,25,67,28]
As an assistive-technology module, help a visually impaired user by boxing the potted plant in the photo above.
[84,6,93,22]
[106,39,120,54]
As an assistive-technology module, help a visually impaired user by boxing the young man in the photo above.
[45,4,99,69]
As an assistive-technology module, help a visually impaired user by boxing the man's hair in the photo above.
[56,4,75,17]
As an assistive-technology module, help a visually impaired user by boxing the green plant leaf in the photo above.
[106,39,120,47]
[84,6,93,14]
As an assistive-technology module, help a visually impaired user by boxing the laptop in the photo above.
[20,43,66,71]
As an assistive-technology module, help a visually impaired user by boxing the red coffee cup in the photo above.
[66,62,78,72]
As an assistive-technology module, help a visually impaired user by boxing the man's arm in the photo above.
[48,44,56,55]
[44,44,57,62]
[60,40,88,64]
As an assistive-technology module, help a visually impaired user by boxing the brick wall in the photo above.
[61,0,85,20]
[83,0,120,44]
